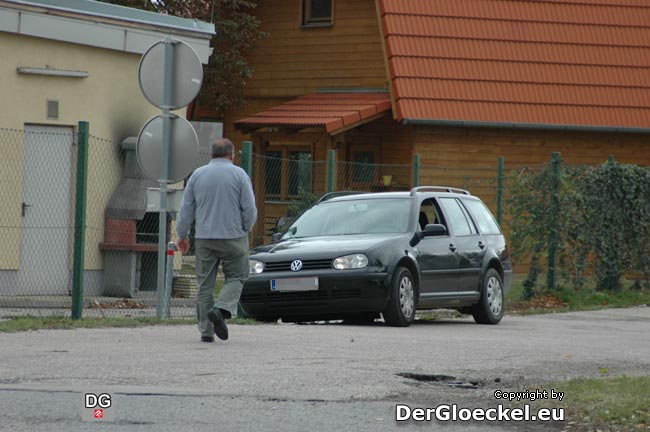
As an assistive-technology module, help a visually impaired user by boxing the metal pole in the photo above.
[71,121,89,320]
[241,141,252,177]
[327,149,335,193]
[547,152,560,291]
[157,38,174,319]
[496,156,504,226]
[164,241,175,319]
[413,154,420,187]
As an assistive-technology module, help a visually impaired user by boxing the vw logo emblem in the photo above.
[290,260,303,272]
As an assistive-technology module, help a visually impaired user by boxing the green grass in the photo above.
[0,315,259,332]
[506,275,526,302]
[527,376,650,431]
[507,274,650,314]
[553,285,650,310]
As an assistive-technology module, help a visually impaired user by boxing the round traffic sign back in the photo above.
[138,39,203,110]
[136,115,200,183]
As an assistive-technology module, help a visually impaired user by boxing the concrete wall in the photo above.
[0,32,183,271]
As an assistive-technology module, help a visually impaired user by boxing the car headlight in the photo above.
[249,260,264,274]
[333,254,368,270]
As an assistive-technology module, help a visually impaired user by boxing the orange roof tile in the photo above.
[234,92,391,134]
[378,0,650,130]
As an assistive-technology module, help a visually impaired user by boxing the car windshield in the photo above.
[282,198,411,239]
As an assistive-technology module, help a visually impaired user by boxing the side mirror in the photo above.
[423,224,447,236]
[409,224,447,246]
[272,226,296,242]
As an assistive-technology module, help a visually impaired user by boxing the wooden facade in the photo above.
[197,0,650,245]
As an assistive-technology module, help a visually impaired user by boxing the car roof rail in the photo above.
[410,186,471,196]
[318,191,366,203]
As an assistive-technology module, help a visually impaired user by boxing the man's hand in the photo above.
[177,238,190,254]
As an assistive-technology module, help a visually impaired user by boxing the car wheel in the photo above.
[472,268,504,324]
[383,267,416,327]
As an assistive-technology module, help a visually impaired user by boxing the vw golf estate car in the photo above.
[240,187,512,326]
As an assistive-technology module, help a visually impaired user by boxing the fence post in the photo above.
[496,156,504,226]
[71,121,89,320]
[327,149,335,193]
[547,152,561,291]
[241,141,253,178]
[237,141,254,318]
[413,154,420,187]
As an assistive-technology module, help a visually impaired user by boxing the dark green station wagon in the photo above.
[241,187,512,326]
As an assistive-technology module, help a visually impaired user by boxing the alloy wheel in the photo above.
[486,276,503,316]
[399,276,414,318]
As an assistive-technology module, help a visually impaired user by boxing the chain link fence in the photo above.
[9,127,630,318]
[250,153,328,246]
[1,127,76,317]
[0,127,194,318]
[0,130,510,318]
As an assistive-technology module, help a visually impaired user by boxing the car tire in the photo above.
[383,267,416,327]
[472,268,504,324]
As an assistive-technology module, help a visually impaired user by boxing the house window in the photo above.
[302,0,333,26]
[264,147,313,199]
[264,151,283,197]
[288,151,313,195]
[352,151,375,183]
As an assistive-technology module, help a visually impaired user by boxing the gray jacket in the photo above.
[176,158,257,239]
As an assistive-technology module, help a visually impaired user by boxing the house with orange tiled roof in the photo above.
[191,0,650,243]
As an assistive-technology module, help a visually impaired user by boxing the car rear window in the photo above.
[463,199,501,235]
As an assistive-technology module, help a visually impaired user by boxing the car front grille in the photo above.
[263,259,333,272]
[241,288,362,305]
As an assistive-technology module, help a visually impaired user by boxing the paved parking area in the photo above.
[1,307,648,431]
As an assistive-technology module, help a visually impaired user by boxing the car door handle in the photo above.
[478,241,485,249]
[449,244,457,252]
[21,202,32,217]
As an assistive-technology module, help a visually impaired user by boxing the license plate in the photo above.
[270,277,319,292]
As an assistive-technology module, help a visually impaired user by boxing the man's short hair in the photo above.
[212,138,235,158]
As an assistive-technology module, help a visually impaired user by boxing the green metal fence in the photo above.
[9,125,637,318]
[247,150,503,247]
[0,125,194,319]
[0,127,510,318]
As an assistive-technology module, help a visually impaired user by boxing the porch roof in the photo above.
[234,92,392,135]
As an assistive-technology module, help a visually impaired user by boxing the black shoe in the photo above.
[201,335,214,343]
[207,309,229,341]
[219,308,232,320]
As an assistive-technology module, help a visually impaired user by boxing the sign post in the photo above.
[137,38,203,319]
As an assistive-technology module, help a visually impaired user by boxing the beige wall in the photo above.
[0,32,184,270]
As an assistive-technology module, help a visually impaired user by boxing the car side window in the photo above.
[418,199,442,231]
[462,199,501,235]
[458,199,479,235]
[438,198,476,236]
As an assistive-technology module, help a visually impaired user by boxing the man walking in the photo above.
[176,138,257,342]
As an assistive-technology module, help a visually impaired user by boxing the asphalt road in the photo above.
[1,307,648,431]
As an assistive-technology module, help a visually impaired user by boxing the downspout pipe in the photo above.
[402,119,650,134]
